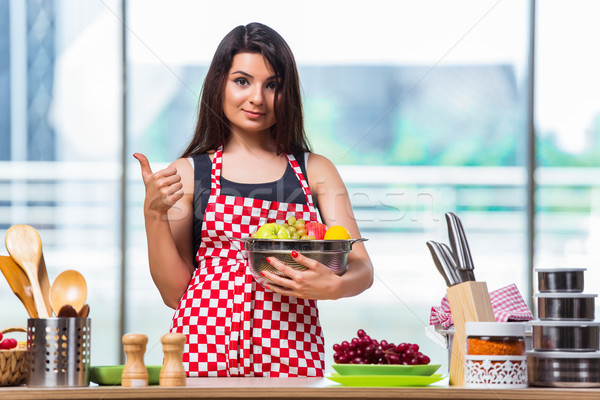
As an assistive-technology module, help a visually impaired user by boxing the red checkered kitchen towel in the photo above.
[429,284,534,329]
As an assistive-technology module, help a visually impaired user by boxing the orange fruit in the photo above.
[324,225,351,240]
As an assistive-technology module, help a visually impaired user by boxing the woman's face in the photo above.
[222,52,278,137]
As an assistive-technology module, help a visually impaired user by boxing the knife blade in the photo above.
[455,216,475,268]
[446,212,476,281]
[445,212,468,270]
[440,242,470,283]
[426,241,456,287]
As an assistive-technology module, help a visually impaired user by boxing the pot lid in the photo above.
[465,321,527,337]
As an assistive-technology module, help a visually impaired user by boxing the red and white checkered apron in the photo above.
[170,147,325,377]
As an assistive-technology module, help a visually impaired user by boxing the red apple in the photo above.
[305,222,328,240]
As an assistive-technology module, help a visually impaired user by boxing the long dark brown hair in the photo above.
[181,23,311,157]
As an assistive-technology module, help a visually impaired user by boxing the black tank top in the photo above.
[191,152,311,258]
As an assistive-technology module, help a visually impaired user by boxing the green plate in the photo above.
[327,373,445,387]
[89,365,162,385]
[331,363,441,376]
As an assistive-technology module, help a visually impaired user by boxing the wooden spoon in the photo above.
[50,269,87,316]
[0,255,39,318]
[78,303,90,318]
[5,225,50,318]
[57,304,78,318]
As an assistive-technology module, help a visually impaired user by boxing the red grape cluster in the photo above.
[333,329,431,365]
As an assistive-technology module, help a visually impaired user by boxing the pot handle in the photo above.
[350,238,369,247]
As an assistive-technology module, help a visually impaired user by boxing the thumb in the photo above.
[133,153,153,178]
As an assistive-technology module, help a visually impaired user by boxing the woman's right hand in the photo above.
[133,153,184,218]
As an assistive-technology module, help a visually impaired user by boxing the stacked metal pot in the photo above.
[527,267,600,387]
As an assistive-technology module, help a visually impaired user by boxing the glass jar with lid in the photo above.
[464,321,527,388]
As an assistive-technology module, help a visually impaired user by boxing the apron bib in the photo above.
[170,147,325,377]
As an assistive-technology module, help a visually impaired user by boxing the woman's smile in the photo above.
[243,109,266,118]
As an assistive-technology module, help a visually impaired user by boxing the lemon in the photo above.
[324,225,351,240]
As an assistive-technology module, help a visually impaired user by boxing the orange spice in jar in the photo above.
[467,336,525,356]
[464,322,527,388]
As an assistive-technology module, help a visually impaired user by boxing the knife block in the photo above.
[446,281,495,386]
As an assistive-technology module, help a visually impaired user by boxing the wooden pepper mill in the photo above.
[122,333,149,387]
[159,332,187,387]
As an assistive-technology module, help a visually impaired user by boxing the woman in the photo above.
[134,22,373,377]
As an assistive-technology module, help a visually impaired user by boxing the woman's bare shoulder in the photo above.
[306,152,341,180]
[307,152,336,171]
[171,157,193,173]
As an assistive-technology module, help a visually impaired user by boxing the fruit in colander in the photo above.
[253,223,291,239]
[305,222,327,240]
[324,225,351,240]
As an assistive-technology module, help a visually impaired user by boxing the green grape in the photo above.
[287,216,297,226]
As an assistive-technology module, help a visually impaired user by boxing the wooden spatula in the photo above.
[5,225,50,318]
[38,252,52,317]
[0,255,39,318]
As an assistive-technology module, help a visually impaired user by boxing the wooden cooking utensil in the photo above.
[0,255,39,318]
[57,304,79,318]
[78,303,90,318]
[50,269,88,316]
[38,252,52,317]
[5,225,50,318]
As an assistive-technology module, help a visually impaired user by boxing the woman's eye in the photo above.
[266,81,278,90]
[234,77,249,86]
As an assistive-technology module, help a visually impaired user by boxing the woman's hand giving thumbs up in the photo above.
[133,153,184,218]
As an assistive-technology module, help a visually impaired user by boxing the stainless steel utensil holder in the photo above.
[26,318,91,387]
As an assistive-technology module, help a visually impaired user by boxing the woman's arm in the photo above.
[134,154,196,309]
[307,153,374,297]
[263,153,374,299]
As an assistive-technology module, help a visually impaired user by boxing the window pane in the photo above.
[0,0,121,366]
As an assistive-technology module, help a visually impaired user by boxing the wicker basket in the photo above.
[0,327,28,386]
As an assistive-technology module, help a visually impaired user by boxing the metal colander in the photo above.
[232,237,367,287]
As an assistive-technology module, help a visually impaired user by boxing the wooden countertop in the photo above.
[1,378,599,400]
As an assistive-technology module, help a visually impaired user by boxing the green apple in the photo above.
[254,223,291,239]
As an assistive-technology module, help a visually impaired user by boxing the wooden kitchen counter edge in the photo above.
[1,385,599,400]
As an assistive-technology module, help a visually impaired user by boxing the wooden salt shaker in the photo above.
[122,333,149,387]
[159,332,186,387]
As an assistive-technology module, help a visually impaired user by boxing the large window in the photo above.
[1,0,598,374]
[125,0,530,370]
